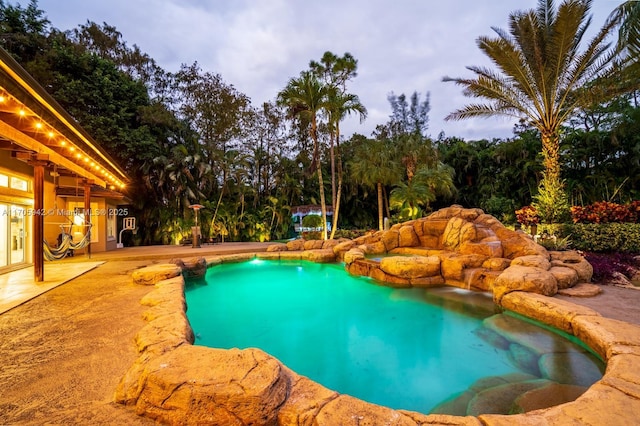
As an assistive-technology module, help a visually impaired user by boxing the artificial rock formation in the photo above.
[270,205,592,304]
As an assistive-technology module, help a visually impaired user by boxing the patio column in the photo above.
[83,180,92,258]
[32,159,47,282]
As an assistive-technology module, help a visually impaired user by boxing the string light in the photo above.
[2,89,127,189]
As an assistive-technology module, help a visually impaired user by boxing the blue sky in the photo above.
[23,0,623,141]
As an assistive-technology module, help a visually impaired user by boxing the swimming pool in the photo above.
[185,259,604,415]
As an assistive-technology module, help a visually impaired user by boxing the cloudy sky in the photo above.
[23,0,622,140]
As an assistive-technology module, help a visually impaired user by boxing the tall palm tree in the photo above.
[327,90,367,239]
[349,140,401,231]
[277,71,331,239]
[444,0,634,222]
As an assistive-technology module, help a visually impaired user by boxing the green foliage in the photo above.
[301,214,322,228]
[5,0,640,249]
[563,223,640,253]
[536,234,572,251]
[532,177,571,224]
[481,196,517,224]
[444,0,637,214]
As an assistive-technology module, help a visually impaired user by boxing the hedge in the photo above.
[562,223,640,253]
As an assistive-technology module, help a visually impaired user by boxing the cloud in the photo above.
[27,0,618,141]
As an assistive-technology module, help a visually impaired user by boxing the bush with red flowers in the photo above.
[515,205,540,226]
[571,201,640,224]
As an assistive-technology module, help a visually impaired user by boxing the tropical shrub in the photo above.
[565,223,640,253]
[301,214,323,229]
[571,201,640,224]
[583,252,640,282]
[536,233,572,251]
[515,205,540,226]
[533,178,571,224]
[481,196,517,224]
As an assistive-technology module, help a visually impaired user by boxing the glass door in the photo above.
[10,205,25,265]
[0,204,7,267]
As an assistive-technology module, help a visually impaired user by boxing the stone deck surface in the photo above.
[0,242,639,425]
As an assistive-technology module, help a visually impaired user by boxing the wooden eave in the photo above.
[56,185,128,202]
[0,48,129,190]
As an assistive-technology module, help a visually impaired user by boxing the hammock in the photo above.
[43,224,92,261]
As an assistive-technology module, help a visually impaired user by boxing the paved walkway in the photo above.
[0,262,104,314]
[0,242,271,425]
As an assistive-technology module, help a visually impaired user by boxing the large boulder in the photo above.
[549,266,579,289]
[381,229,400,251]
[132,264,182,286]
[303,248,336,263]
[124,346,289,425]
[550,250,593,282]
[379,255,441,279]
[511,255,551,270]
[286,239,305,251]
[398,225,420,247]
[493,265,558,303]
[266,243,287,252]
[170,256,207,278]
[440,253,487,282]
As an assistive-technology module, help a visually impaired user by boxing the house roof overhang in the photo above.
[0,48,129,190]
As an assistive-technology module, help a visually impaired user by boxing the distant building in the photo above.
[0,48,129,280]
[291,205,333,233]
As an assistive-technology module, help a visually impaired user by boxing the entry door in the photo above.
[9,205,25,264]
[0,204,7,267]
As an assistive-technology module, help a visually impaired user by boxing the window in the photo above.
[9,176,28,191]
[67,202,99,243]
[0,174,8,187]
[107,206,116,240]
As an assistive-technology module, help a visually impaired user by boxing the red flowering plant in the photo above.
[571,201,640,224]
[515,205,540,226]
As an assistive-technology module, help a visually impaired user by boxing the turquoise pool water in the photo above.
[185,259,603,414]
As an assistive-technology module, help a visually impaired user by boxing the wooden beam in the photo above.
[0,120,107,187]
[84,180,92,259]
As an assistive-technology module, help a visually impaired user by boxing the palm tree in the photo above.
[327,90,367,238]
[444,0,634,222]
[609,1,640,56]
[277,71,331,239]
[349,139,401,230]
[390,163,455,220]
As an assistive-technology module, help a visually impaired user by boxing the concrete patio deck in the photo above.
[0,242,271,315]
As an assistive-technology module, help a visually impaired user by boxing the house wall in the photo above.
[0,152,118,273]
[0,151,35,271]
